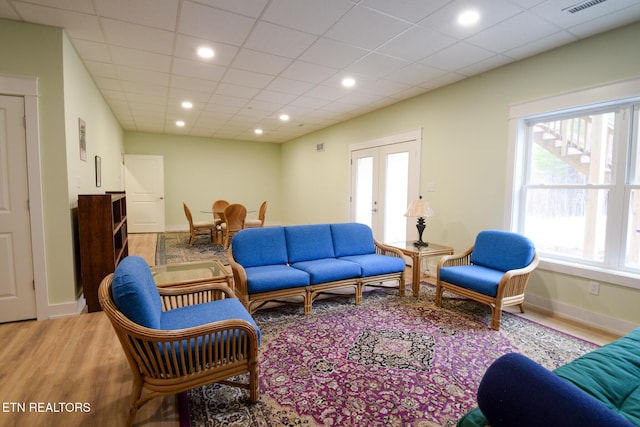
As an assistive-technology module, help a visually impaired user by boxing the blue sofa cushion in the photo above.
[291,258,361,285]
[439,265,504,297]
[285,224,335,263]
[339,254,405,277]
[330,222,375,257]
[111,256,162,329]
[477,352,635,427]
[245,264,310,294]
[161,297,261,343]
[232,227,289,268]
[470,230,535,272]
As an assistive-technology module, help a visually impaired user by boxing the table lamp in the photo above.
[404,196,434,247]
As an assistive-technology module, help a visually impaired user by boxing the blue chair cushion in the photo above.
[470,230,535,272]
[291,258,361,285]
[438,265,504,297]
[111,256,162,329]
[330,223,376,257]
[339,254,405,277]
[477,353,635,427]
[161,297,261,343]
[245,264,310,294]
[285,224,335,263]
[232,227,289,268]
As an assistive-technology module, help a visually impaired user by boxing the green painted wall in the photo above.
[125,132,281,229]
[280,22,640,329]
[0,19,124,307]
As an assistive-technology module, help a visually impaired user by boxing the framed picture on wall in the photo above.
[95,155,101,187]
[79,118,87,161]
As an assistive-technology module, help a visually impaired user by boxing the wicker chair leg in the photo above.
[490,305,502,331]
[434,285,443,307]
[126,378,143,427]
[249,362,260,403]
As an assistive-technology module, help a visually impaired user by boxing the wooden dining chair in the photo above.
[183,202,215,245]
[245,201,268,228]
[212,199,229,244]
[221,203,246,249]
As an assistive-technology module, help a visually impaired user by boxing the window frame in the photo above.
[506,78,640,290]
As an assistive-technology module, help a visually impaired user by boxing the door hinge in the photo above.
[33,280,35,290]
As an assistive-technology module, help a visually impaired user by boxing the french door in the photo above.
[350,131,421,243]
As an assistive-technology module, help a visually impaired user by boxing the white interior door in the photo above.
[0,95,36,322]
[350,132,420,243]
[124,154,165,233]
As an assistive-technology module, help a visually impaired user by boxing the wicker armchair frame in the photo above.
[435,245,539,330]
[99,277,260,427]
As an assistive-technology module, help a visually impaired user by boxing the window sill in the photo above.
[539,257,640,290]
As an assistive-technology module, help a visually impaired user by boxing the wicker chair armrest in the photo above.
[437,245,474,269]
[157,282,235,311]
[120,318,260,380]
[374,240,405,258]
[496,252,540,298]
[227,248,249,301]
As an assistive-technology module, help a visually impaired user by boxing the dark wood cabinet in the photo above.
[78,192,128,312]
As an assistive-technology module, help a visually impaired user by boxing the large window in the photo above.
[508,80,640,287]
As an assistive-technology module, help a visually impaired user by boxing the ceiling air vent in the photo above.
[563,0,608,14]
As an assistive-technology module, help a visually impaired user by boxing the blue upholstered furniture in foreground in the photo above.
[457,327,640,427]
[228,222,406,314]
[99,256,261,427]
[436,230,539,330]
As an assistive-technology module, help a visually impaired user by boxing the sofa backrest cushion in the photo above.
[111,255,162,329]
[331,222,375,257]
[232,227,289,268]
[470,230,535,272]
[285,224,335,263]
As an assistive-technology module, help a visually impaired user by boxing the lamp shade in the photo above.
[404,196,434,218]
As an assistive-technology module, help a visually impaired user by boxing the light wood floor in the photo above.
[0,233,621,426]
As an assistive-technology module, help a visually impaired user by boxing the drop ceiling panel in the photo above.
[1,0,636,141]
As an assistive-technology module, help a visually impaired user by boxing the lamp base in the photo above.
[413,217,428,247]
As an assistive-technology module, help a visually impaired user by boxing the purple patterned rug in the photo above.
[179,285,598,427]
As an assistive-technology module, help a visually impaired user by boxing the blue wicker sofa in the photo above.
[228,222,406,314]
[457,327,640,427]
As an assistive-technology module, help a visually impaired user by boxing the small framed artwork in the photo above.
[95,155,101,187]
[79,118,87,161]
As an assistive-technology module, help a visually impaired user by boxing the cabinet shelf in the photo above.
[78,192,129,312]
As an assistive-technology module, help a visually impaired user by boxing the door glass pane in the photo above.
[384,152,409,243]
[355,157,373,227]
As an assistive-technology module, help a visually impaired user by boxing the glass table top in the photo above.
[151,260,228,287]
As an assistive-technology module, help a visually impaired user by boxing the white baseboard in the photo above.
[524,293,637,337]
[47,295,86,319]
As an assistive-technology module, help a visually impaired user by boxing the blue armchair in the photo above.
[99,256,261,427]
[435,230,539,330]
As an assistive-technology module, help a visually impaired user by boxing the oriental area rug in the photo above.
[155,234,599,427]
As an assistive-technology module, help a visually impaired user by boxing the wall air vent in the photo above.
[562,0,608,14]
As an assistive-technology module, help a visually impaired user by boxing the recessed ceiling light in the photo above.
[458,10,480,26]
[176,120,185,127]
[254,128,263,135]
[342,77,356,88]
[279,114,290,121]
[181,101,193,109]
[196,46,214,59]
